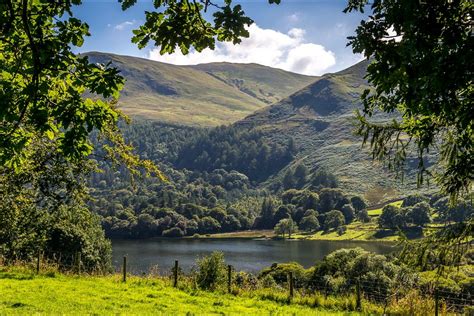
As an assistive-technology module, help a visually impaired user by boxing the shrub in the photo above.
[259,262,311,286]
[261,274,278,288]
[195,251,226,290]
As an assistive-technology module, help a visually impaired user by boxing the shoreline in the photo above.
[110,229,400,243]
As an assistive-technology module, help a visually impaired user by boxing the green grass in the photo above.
[291,200,418,242]
[0,269,360,315]
[367,200,403,217]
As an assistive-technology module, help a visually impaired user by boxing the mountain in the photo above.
[189,63,317,105]
[234,60,434,203]
[85,52,317,126]
[86,52,432,203]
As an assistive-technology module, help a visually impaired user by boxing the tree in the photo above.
[300,215,320,233]
[324,210,345,231]
[254,197,276,229]
[293,163,309,189]
[0,1,166,181]
[356,209,371,223]
[199,216,221,234]
[402,194,429,208]
[340,204,355,224]
[346,0,473,199]
[318,188,346,213]
[273,205,291,226]
[406,202,432,227]
[274,218,298,239]
[282,168,295,190]
[310,168,338,189]
[378,205,407,229]
[350,196,367,212]
[222,215,241,232]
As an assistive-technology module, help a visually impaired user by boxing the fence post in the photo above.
[434,288,439,316]
[76,252,81,274]
[356,279,361,311]
[227,265,232,293]
[36,250,41,274]
[173,260,178,288]
[288,272,294,297]
[122,256,127,282]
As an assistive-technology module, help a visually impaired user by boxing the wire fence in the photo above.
[1,251,473,314]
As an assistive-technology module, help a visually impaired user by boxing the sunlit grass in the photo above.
[367,200,403,216]
[0,269,360,315]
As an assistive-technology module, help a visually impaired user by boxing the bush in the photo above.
[195,251,226,290]
[261,274,278,288]
[259,262,311,286]
[235,271,259,289]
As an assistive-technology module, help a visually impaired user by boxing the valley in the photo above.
[83,53,466,244]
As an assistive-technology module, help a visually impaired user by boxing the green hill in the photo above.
[236,60,435,203]
[85,53,434,203]
[190,62,317,105]
[85,52,316,126]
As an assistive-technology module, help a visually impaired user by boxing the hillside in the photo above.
[236,60,435,202]
[85,52,316,126]
[86,54,435,204]
[190,62,317,105]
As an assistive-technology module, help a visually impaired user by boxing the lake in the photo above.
[112,238,397,274]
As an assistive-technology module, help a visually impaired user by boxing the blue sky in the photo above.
[73,1,368,75]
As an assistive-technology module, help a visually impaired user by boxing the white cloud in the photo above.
[114,20,136,31]
[288,13,300,23]
[148,24,336,76]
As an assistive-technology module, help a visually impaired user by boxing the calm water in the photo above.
[112,238,396,274]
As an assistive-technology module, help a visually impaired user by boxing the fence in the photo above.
[2,252,473,315]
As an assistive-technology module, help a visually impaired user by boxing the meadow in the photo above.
[0,268,363,315]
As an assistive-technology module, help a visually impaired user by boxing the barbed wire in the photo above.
[1,252,472,312]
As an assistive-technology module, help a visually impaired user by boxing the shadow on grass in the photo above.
[10,302,29,308]
[373,227,423,240]
[0,272,34,280]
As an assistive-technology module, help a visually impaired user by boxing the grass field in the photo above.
[367,200,403,217]
[0,269,361,315]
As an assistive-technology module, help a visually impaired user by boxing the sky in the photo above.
[73,0,369,76]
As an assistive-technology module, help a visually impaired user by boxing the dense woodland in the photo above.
[87,121,473,240]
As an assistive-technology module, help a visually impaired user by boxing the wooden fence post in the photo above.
[173,260,178,288]
[356,279,361,311]
[36,250,41,274]
[227,265,232,293]
[76,252,81,274]
[123,256,127,282]
[288,272,294,297]
[434,288,439,316]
